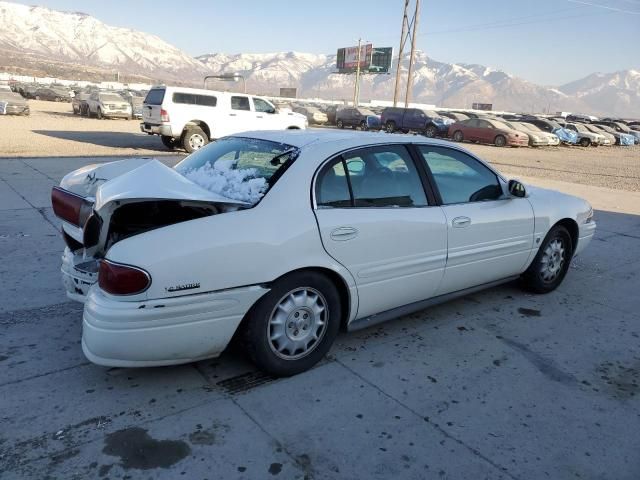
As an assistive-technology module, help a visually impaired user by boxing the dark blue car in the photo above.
[381,107,452,137]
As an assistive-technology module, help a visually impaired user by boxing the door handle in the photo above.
[229,113,237,116]
[256,115,264,119]
[452,216,471,228]
[330,227,358,241]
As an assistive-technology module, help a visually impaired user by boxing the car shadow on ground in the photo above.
[32,130,172,152]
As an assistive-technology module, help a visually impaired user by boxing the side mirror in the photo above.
[508,179,526,198]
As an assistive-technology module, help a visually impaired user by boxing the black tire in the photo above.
[359,120,368,131]
[242,271,341,377]
[494,135,507,147]
[182,126,208,153]
[425,124,438,138]
[96,108,103,120]
[579,137,590,147]
[521,224,573,294]
[161,136,177,150]
[336,119,344,129]
[452,130,464,142]
[385,121,396,133]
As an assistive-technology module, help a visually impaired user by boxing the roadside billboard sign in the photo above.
[279,87,297,98]
[337,46,393,73]
[472,103,493,111]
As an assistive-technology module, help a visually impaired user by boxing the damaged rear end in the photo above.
[52,158,248,302]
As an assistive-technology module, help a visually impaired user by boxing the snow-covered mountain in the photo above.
[0,0,637,116]
[0,1,208,81]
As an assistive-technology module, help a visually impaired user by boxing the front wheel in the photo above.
[494,135,507,147]
[425,124,438,138]
[242,271,341,377]
[452,130,464,142]
[521,225,573,294]
[96,108,103,120]
[336,119,344,129]
[385,121,396,133]
[579,137,591,147]
[359,120,368,131]
[182,126,208,153]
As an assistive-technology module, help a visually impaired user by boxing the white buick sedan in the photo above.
[52,131,596,376]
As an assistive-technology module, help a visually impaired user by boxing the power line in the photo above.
[566,0,640,14]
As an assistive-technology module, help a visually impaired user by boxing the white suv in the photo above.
[140,86,307,152]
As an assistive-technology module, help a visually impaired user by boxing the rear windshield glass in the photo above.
[173,92,217,107]
[144,88,165,105]
[100,94,124,102]
[174,137,299,205]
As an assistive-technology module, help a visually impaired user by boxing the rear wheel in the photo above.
[96,108,103,120]
[360,120,368,131]
[161,136,177,150]
[425,124,438,138]
[521,225,573,294]
[336,119,344,129]
[452,130,464,142]
[385,121,396,133]
[494,135,507,147]
[579,137,591,147]
[242,271,341,377]
[182,126,208,153]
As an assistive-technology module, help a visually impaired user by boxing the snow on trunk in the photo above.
[182,160,267,205]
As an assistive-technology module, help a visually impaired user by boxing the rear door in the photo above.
[142,88,166,124]
[225,95,257,134]
[417,145,534,294]
[314,144,447,319]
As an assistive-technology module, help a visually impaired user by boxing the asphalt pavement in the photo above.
[1,155,639,479]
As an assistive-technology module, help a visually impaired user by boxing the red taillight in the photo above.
[99,260,151,296]
[160,109,170,122]
[51,186,93,227]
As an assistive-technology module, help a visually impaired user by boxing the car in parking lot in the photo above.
[51,130,595,376]
[509,121,560,146]
[336,107,381,130]
[292,105,328,125]
[449,118,529,147]
[581,124,616,146]
[72,92,91,115]
[594,121,640,144]
[34,86,72,102]
[141,86,307,152]
[381,107,452,137]
[562,122,606,147]
[0,91,30,115]
[86,92,133,119]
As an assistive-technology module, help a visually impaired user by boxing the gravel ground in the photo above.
[1,99,639,190]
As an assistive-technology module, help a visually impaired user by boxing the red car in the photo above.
[448,118,529,147]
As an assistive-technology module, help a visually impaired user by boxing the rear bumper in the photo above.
[81,284,269,367]
[140,122,173,136]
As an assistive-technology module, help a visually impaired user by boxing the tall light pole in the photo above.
[393,0,410,107]
[404,0,420,108]
[353,38,362,106]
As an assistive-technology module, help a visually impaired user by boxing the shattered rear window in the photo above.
[174,137,299,205]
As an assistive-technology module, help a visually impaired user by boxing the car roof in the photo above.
[229,130,452,150]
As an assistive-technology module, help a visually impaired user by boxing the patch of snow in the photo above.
[182,160,267,205]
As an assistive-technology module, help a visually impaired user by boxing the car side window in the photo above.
[231,96,251,111]
[345,146,428,208]
[316,159,352,208]
[418,146,503,204]
[253,98,274,113]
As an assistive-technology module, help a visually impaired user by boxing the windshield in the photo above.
[174,137,299,205]
[573,123,588,133]
[522,123,541,132]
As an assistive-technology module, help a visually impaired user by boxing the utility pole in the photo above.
[404,0,420,108]
[393,0,410,107]
[353,38,362,107]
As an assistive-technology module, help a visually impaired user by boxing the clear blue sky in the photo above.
[13,0,640,85]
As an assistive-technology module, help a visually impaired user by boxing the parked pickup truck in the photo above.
[381,107,453,137]
[141,86,307,152]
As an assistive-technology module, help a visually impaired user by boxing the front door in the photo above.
[314,145,447,319]
[416,145,534,294]
[252,97,278,130]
